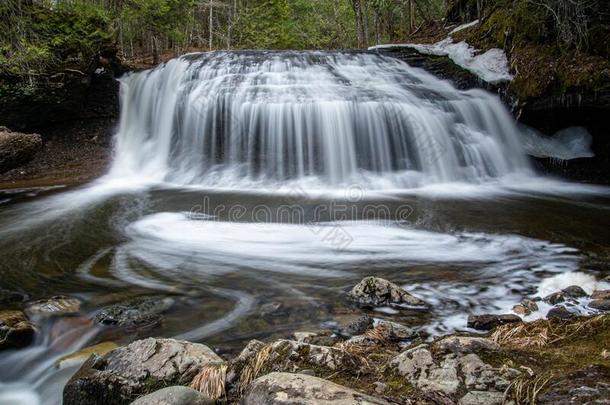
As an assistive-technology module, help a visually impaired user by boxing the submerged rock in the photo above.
[467,314,522,331]
[25,295,82,319]
[130,386,213,405]
[348,276,426,308]
[0,310,35,350]
[94,296,174,329]
[0,128,42,173]
[63,337,223,405]
[588,299,610,311]
[243,372,390,404]
[56,341,118,369]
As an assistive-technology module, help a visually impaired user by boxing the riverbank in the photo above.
[2,275,608,404]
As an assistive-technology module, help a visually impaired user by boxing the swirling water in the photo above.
[0,51,609,404]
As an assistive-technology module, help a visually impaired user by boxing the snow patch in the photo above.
[449,20,479,34]
[370,38,513,83]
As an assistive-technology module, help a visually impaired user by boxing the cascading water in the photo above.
[110,51,532,188]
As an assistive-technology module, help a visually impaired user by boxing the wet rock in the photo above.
[512,299,539,316]
[0,310,35,350]
[390,344,518,397]
[63,337,223,405]
[25,295,81,319]
[94,297,174,329]
[259,302,284,317]
[591,290,610,300]
[0,128,42,173]
[336,315,374,337]
[467,314,522,331]
[543,291,568,305]
[434,336,500,354]
[588,299,610,311]
[562,285,588,298]
[243,372,390,404]
[130,386,213,405]
[0,288,28,306]
[538,365,610,405]
[372,319,416,341]
[348,276,426,308]
[547,306,575,320]
[56,341,118,369]
[458,391,504,405]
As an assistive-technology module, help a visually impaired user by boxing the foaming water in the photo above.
[110,51,533,188]
[121,213,582,334]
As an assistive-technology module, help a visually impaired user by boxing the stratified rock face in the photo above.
[390,344,519,397]
[0,127,42,173]
[94,297,174,329]
[130,386,214,405]
[243,372,390,405]
[63,338,223,405]
[467,314,522,331]
[348,277,426,307]
[0,310,35,350]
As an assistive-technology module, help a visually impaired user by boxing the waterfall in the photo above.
[110,51,531,188]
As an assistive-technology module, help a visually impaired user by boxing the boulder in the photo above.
[434,336,500,354]
[243,372,390,404]
[512,299,538,316]
[0,310,35,350]
[25,295,82,320]
[458,391,504,405]
[373,319,416,341]
[467,314,522,331]
[130,386,213,405]
[336,315,374,337]
[94,296,174,329]
[63,337,223,405]
[348,276,426,307]
[547,306,575,320]
[543,291,568,305]
[562,285,588,298]
[390,344,518,397]
[0,128,42,173]
[588,299,610,311]
[591,290,610,300]
[56,341,118,369]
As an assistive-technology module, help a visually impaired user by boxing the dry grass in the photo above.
[190,363,228,400]
[491,315,608,349]
[504,373,553,405]
[237,344,272,394]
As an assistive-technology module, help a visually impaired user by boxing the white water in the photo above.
[110,51,531,188]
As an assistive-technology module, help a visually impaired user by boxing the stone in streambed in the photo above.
[243,372,390,404]
[56,341,118,369]
[547,305,575,320]
[467,314,522,331]
[562,285,588,298]
[94,296,174,329]
[0,310,35,350]
[25,295,82,319]
[512,298,538,316]
[588,299,610,311]
[130,386,213,405]
[63,337,223,405]
[591,290,610,300]
[348,276,426,308]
